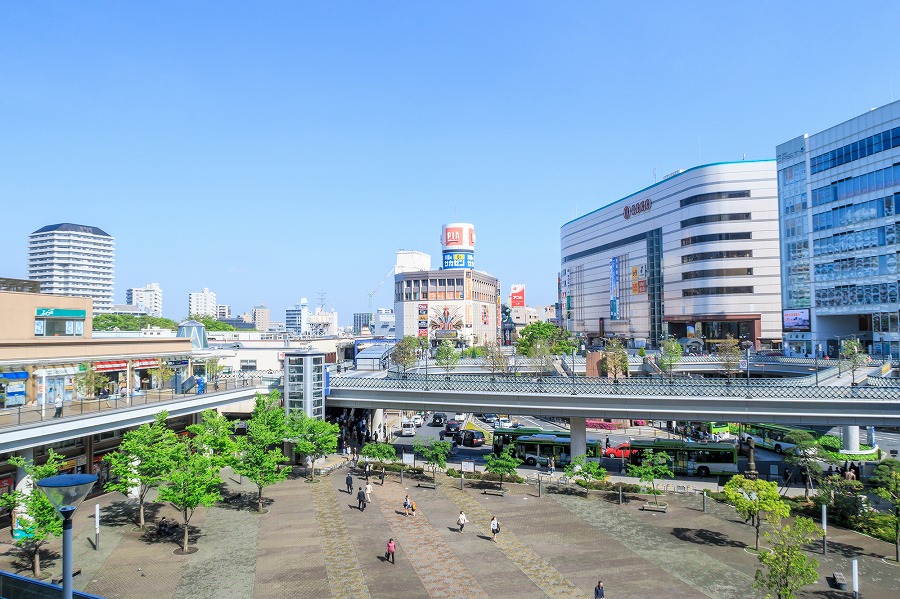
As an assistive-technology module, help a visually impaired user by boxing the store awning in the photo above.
[0,371,28,380]
[132,358,159,369]
[93,360,128,373]
[33,366,79,377]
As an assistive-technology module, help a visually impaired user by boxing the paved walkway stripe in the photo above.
[376,481,489,599]
[551,493,752,599]
[311,479,372,599]
[441,484,584,599]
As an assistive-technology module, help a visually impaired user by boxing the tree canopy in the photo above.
[724,475,789,550]
[604,339,629,381]
[93,313,178,331]
[434,339,460,375]
[754,515,821,599]
[412,439,452,483]
[871,458,900,561]
[188,315,236,331]
[515,322,575,356]
[483,445,523,490]
[391,336,420,373]
[627,449,673,506]
[659,337,683,379]
[287,412,339,480]
[233,392,291,511]
[718,334,743,378]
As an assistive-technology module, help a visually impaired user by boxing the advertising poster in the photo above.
[510,284,526,307]
[783,308,811,332]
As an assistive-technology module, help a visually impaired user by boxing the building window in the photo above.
[239,360,257,372]
[682,250,752,263]
[680,190,750,208]
[680,213,751,228]
[681,232,751,246]
[682,286,754,297]
[682,268,753,280]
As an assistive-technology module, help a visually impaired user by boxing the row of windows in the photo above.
[682,286,754,297]
[813,253,898,281]
[812,194,898,231]
[679,190,750,208]
[681,232,751,247]
[810,127,900,174]
[873,311,900,333]
[811,164,900,207]
[681,249,753,264]
[682,268,753,280]
[812,225,891,256]
[815,282,899,308]
[680,213,751,229]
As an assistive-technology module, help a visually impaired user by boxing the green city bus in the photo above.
[628,439,738,477]
[513,434,601,467]
[738,423,819,454]
[492,427,570,456]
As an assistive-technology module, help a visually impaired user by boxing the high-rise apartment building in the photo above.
[252,305,271,332]
[27,223,115,313]
[778,101,900,359]
[353,312,372,335]
[188,288,217,318]
[215,304,231,319]
[286,298,310,336]
[125,283,163,317]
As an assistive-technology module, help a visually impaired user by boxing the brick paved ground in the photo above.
[1,464,898,599]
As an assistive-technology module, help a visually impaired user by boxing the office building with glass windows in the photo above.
[778,101,900,359]
[559,161,782,351]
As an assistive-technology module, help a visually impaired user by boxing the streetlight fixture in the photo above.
[36,473,98,599]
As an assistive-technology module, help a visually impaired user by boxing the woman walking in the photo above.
[490,516,500,542]
[403,495,412,516]
[457,510,469,533]
[385,538,395,564]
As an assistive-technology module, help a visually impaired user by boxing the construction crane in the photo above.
[367,267,396,333]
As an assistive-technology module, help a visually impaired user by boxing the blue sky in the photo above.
[2,2,899,324]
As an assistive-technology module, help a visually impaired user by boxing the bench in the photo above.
[483,488,507,496]
[417,482,438,489]
[52,569,81,585]
[832,571,848,591]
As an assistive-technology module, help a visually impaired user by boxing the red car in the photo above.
[604,442,637,459]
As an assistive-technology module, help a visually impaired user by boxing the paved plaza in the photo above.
[1,463,898,599]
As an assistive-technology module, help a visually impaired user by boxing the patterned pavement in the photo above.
[1,463,899,599]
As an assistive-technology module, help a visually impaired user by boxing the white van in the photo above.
[400,420,416,437]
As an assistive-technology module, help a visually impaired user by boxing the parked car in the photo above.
[604,442,637,459]
[454,430,486,447]
[431,413,447,426]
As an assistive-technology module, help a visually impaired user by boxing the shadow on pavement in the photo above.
[101,500,162,529]
[671,527,746,549]
[3,546,61,577]
[216,490,272,512]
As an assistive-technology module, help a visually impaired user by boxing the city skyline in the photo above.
[2,3,899,322]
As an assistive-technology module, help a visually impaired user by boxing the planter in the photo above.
[417,482,439,489]
[640,502,668,512]
[483,488,507,497]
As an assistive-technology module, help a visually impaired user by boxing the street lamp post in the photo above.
[571,348,577,395]
[36,473,98,599]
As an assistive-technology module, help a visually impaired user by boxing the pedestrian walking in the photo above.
[594,580,605,598]
[53,394,63,418]
[385,538,395,564]
[490,516,500,542]
[357,487,367,511]
[605,436,610,450]
[548,456,555,476]
[403,495,412,516]
[364,482,372,503]
[380,467,386,486]
[346,473,354,494]
[410,499,418,516]
[365,462,371,481]
[457,510,468,533]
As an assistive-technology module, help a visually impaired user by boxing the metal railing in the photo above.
[331,372,900,399]
[0,376,268,431]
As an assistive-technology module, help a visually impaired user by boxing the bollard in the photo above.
[94,503,100,551]
[400,468,404,485]
[851,559,858,598]
[618,485,623,505]
[538,474,542,498]
[702,492,707,513]
[822,503,827,555]
[461,471,464,490]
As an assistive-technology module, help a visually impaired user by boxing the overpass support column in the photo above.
[569,417,587,459]
[372,409,385,442]
[842,425,860,452]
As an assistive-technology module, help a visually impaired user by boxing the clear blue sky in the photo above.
[2,2,898,324]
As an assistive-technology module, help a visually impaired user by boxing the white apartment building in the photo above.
[125,282,163,317]
[27,223,116,313]
[778,101,900,359]
[286,298,310,336]
[188,288,217,318]
[216,304,231,319]
[560,161,782,350]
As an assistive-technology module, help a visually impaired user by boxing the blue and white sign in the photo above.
[609,257,619,320]
[442,251,475,269]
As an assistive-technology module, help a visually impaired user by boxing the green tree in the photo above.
[627,449,674,507]
[204,357,224,383]
[434,339,460,377]
[103,412,179,529]
[813,473,864,526]
[76,365,109,399]
[157,437,222,553]
[287,412,339,481]
[359,442,397,464]
[870,458,900,561]
[187,314,236,331]
[754,515,821,599]
[391,335,420,375]
[840,336,869,385]
[659,338,683,380]
[604,338,629,381]
[718,334,743,379]
[233,392,291,511]
[0,450,66,578]
[92,314,178,331]
[187,409,237,469]
[412,439,452,484]
[724,475,789,550]
[151,359,175,390]
[515,322,575,356]
[564,454,607,487]
[783,430,821,500]
[483,445,523,491]
[482,342,510,377]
